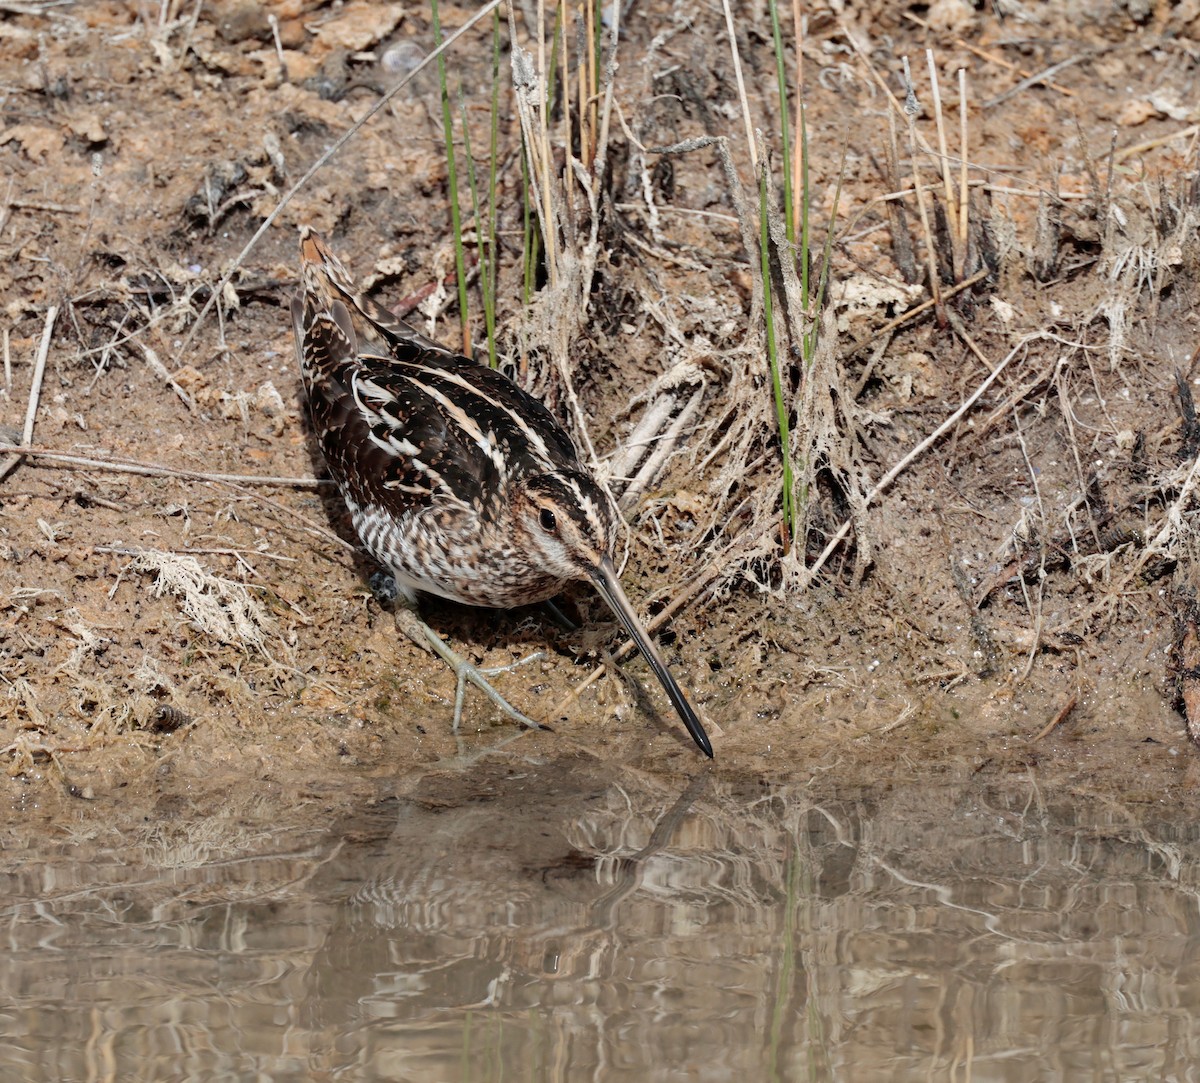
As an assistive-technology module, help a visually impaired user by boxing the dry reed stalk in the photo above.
[720,0,757,170]
[576,1,588,168]
[839,20,957,177]
[881,109,919,282]
[560,2,574,222]
[508,0,559,287]
[536,0,558,284]
[506,0,627,473]
[900,57,943,319]
[583,0,597,167]
[958,68,970,251]
[0,305,58,484]
[983,183,1086,200]
[926,50,959,260]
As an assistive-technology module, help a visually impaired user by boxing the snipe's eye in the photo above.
[539,508,557,532]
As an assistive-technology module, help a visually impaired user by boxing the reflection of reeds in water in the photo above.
[4,767,1200,1078]
[320,769,1200,1078]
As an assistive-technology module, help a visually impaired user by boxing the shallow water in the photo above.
[5,755,1200,1082]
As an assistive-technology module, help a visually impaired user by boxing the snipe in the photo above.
[291,229,712,758]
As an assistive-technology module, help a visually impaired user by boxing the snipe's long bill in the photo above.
[292,228,713,758]
[589,556,712,758]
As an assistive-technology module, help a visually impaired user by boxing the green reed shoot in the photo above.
[759,164,796,544]
[806,143,846,365]
[521,136,538,306]
[455,9,504,369]
[459,101,495,366]
[766,0,842,369]
[767,0,794,246]
[430,0,470,354]
[546,3,564,117]
[485,8,502,364]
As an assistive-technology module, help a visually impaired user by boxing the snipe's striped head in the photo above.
[511,471,615,580]
[292,228,713,758]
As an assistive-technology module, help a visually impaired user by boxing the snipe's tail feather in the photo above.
[296,228,462,363]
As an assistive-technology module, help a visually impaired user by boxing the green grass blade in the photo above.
[459,95,496,367]
[806,141,848,363]
[430,0,470,352]
[521,133,539,305]
[760,165,796,542]
[767,0,794,246]
[546,2,564,117]
[799,98,811,317]
[485,7,502,366]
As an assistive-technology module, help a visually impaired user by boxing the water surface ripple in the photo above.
[4,758,1198,1081]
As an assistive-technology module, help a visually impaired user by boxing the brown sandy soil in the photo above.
[1,0,1199,833]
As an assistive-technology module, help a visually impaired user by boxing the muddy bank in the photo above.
[1,0,1198,830]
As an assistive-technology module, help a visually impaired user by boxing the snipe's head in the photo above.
[512,470,617,584]
[513,469,714,759]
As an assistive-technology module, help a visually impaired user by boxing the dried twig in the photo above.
[1033,693,1078,741]
[124,333,197,412]
[982,52,1090,110]
[927,50,958,255]
[900,58,943,319]
[7,198,81,214]
[0,177,13,239]
[958,68,970,251]
[720,0,757,170]
[0,305,58,484]
[850,268,988,354]
[0,443,327,488]
[266,13,289,80]
[1116,124,1200,164]
[214,480,357,554]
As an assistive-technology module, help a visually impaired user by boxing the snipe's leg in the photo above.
[372,574,546,733]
